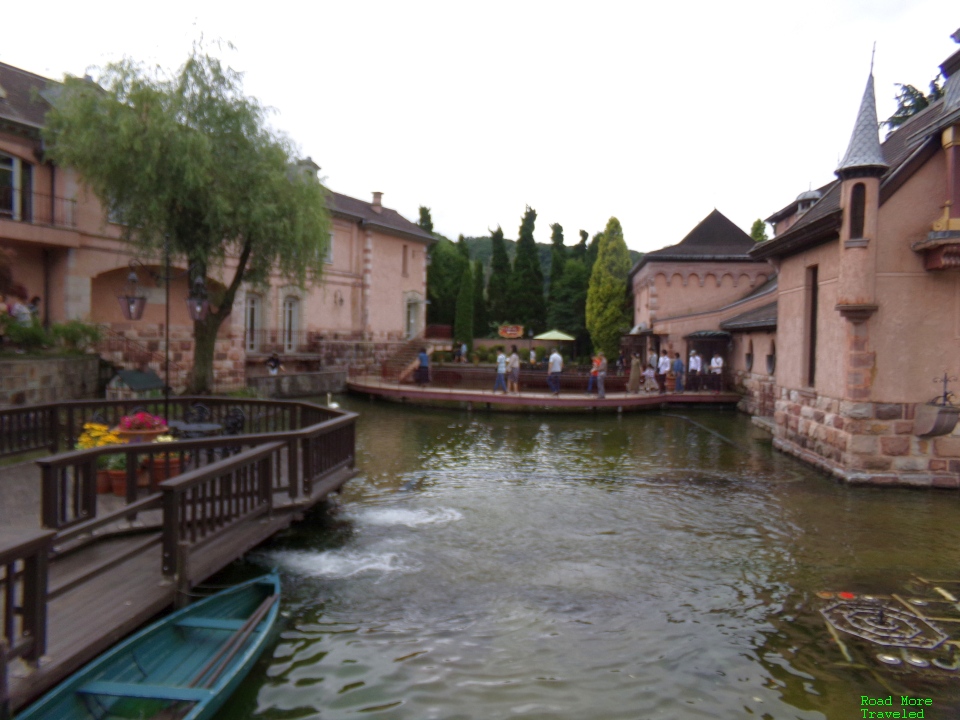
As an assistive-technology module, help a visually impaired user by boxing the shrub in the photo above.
[52,320,102,352]
[3,320,51,352]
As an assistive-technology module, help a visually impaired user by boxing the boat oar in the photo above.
[187,595,280,687]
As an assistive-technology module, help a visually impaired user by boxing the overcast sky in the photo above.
[4,1,958,252]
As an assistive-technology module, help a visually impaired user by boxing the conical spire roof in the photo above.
[836,72,888,176]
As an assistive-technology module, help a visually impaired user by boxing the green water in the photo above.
[215,397,960,719]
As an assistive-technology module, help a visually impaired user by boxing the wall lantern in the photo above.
[186,276,210,322]
[118,267,147,321]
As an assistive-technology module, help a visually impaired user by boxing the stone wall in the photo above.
[732,368,776,417]
[248,371,346,398]
[771,388,960,489]
[0,355,100,407]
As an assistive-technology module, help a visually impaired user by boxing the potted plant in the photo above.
[114,411,168,443]
[75,423,124,494]
[103,452,130,496]
[143,434,186,484]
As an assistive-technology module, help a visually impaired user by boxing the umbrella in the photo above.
[533,329,575,342]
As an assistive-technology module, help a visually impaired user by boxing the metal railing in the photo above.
[0,188,77,229]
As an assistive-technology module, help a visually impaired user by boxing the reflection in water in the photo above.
[215,399,960,719]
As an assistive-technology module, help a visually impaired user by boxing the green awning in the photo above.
[115,369,165,391]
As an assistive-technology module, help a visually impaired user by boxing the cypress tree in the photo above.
[486,226,512,324]
[454,262,474,351]
[456,233,470,261]
[570,229,588,262]
[585,232,602,275]
[427,238,468,325]
[418,206,434,234]
[508,206,546,332]
[548,222,566,298]
[585,217,631,357]
[472,259,488,338]
[547,258,590,357]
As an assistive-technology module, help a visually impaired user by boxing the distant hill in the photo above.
[461,236,643,284]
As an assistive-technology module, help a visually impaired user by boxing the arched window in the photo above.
[766,339,777,375]
[849,183,866,239]
[245,294,262,352]
[283,296,300,353]
[745,339,754,372]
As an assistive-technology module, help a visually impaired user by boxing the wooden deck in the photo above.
[348,376,741,412]
[0,397,358,715]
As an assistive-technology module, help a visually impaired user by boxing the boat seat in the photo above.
[78,681,214,702]
[175,617,247,631]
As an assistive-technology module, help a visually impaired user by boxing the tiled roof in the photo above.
[720,301,778,331]
[329,192,435,244]
[836,74,887,174]
[630,209,762,277]
[0,62,54,130]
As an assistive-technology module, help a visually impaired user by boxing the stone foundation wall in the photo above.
[733,368,776,417]
[0,355,100,407]
[771,387,960,488]
[248,371,347,398]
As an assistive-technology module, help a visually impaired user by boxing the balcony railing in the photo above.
[0,187,77,229]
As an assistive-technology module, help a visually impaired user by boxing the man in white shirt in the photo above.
[688,350,701,391]
[548,348,563,396]
[656,349,671,394]
[710,352,724,393]
[494,349,508,393]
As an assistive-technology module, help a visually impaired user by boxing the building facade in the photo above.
[1,61,432,393]
[750,36,960,487]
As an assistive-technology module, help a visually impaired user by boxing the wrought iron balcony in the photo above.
[0,187,77,229]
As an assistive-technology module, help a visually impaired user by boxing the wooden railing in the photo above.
[24,397,351,535]
[161,443,280,577]
[0,530,54,719]
[0,406,58,460]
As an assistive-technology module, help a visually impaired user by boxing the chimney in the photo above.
[372,192,383,213]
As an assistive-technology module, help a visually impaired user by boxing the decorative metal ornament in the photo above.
[821,599,948,649]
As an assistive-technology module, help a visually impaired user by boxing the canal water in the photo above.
[215,398,960,719]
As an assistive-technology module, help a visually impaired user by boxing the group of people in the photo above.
[0,287,40,328]
[622,348,724,395]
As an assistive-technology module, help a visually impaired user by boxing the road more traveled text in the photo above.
[860,695,933,718]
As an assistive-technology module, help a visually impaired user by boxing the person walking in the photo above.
[586,353,600,394]
[628,352,642,394]
[493,348,508,394]
[596,351,608,399]
[656,349,670,394]
[416,347,430,385]
[688,350,701,392]
[617,350,626,376]
[548,347,563,396]
[672,352,685,393]
[508,344,521,394]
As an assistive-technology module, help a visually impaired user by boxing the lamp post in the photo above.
[118,238,209,420]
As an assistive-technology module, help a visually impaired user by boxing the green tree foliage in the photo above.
[750,219,769,243]
[43,50,330,393]
[427,238,468,325]
[486,226,512,324]
[456,233,471,261]
[585,217,631,357]
[454,262,474,349]
[547,259,590,357]
[884,74,944,134]
[508,206,546,332]
[548,222,566,297]
[585,233,602,275]
[418,206,434,234]
[472,259,488,338]
[570,229,588,262]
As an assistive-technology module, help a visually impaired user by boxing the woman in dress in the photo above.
[628,352,642,394]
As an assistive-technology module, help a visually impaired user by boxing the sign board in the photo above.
[498,325,524,339]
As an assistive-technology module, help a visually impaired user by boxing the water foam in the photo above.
[270,549,418,578]
[352,506,463,528]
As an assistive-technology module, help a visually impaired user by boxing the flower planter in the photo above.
[108,469,130,497]
[149,457,183,484]
[914,403,960,438]
[96,469,113,494]
[113,426,169,444]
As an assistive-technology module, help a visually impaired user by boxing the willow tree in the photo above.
[43,50,330,393]
[585,217,631,357]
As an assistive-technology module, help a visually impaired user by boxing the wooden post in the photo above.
[286,439,299,501]
[40,464,59,530]
[22,547,49,664]
[1,639,9,720]
[161,487,180,578]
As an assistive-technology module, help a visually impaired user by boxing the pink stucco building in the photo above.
[749,35,960,487]
[1,61,432,393]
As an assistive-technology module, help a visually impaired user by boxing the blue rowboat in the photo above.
[17,573,280,720]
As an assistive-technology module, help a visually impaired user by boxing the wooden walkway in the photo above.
[348,376,741,412]
[0,397,358,715]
